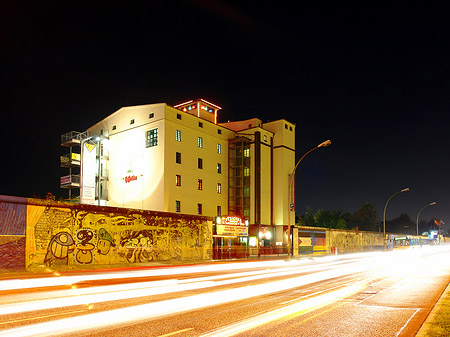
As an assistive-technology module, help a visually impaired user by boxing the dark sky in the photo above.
[2,1,450,233]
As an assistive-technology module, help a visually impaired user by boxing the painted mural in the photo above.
[25,202,212,271]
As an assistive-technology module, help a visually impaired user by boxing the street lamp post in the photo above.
[383,187,409,250]
[416,201,436,236]
[287,139,331,258]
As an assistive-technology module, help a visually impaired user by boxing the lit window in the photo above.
[130,119,135,125]
[244,148,250,157]
[176,200,181,212]
[198,179,203,190]
[263,135,267,142]
[217,143,222,154]
[149,113,154,119]
[217,183,222,194]
[199,122,203,128]
[198,158,203,169]
[176,175,181,186]
[244,167,249,176]
[217,163,222,174]
[176,130,181,141]
[176,152,181,164]
[197,203,203,215]
[198,137,203,148]
[146,128,158,147]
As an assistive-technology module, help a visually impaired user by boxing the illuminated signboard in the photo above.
[60,175,71,185]
[80,143,97,205]
[216,216,248,236]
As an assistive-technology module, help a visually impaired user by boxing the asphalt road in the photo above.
[0,246,449,337]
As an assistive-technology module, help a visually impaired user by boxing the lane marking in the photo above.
[0,309,87,326]
[158,328,194,336]
[395,308,421,337]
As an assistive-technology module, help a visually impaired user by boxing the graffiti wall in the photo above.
[25,199,212,271]
[293,227,384,255]
[327,228,384,253]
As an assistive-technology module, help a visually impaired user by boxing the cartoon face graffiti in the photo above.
[97,228,115,255]
[44,232,75,266]
[75,228,95,264]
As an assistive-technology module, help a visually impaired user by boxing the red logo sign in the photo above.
[124,175,137,183]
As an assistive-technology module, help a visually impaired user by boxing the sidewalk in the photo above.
[416,281,450,336]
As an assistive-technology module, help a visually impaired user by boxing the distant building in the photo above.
[60,99,295,257]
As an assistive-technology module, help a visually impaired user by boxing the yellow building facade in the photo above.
[61,99,295,256]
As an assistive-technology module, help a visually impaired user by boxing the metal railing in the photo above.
[61,131,88,145]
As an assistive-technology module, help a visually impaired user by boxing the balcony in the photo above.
[60,153,81,168]
[97,189,108,201]
[98,168,109,180]
[61,131,87,147]
[60,174,80,189]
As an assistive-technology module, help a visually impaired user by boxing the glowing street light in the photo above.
[383,187,409,250]
[287,140,331,258]
[416,201,436,236]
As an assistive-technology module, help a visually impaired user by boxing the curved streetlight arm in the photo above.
[383,187,409,249]
[287,140,331,257]
[416,201,436,236]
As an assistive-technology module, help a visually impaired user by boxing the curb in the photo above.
[415,281,450,336]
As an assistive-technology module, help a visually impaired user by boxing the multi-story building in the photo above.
[60,99,295,257]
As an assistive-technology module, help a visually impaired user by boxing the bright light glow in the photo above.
[0,262,372,336]
[265,231,272,239]
[2,247,450,336]
[201,280,367,337]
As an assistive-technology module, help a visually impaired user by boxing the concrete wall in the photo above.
[293,226,384,255]
[1,196,213,272]
[326,228,384,253]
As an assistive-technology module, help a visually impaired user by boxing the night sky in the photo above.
[2,2,450,234]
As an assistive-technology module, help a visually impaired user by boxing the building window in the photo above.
[146,128,158,147]
[290,126,293,131]
[218,129,222,135]
[197,203,203,215]
[198,158,203,169]
[176,152,181,164]
[177,113,182,120]
[217,205,222,216]
[217,163,222,174]
[130,119,135,125]
[217,143,222,154]
[263,135,267,142]
[199,122,203,128]
[217,183,222,194]
[198,137,203,148]
[112,125,116,130]
[176,130,181,142]
[176,200,181,212]
[176,175,181,186]
[198,179,203,190]
[149,113,154,119]
[285,124,288,129]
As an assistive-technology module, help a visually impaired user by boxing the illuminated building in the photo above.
[60,99,295,255]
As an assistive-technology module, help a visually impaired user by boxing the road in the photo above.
[0,245,449,336]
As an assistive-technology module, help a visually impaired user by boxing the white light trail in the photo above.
[0,264,368,336]
[201,280,369,337]
[0,260,367,316]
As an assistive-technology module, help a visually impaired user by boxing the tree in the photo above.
[389,213,415,234]
[352,202,379,231]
